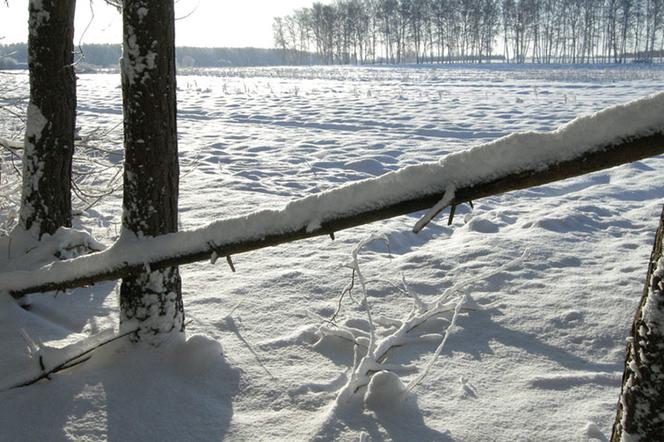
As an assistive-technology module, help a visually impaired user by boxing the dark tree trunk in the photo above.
[18,0,76,238]
[119,0,184,343]
[612,205,664,440]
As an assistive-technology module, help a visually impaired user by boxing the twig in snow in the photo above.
[19,329,44,372]
[349,234,391,355]
[225,301,242,319]
[406,294,467,392]
[330,267,356,323]
[328,248,529,403]
[335,295,463,400]
[6,329,138,391]
[401,273,427,312]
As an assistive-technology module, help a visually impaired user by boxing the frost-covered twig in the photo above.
[330,267,356,323]
[406,294,466,391]
[308,310,370,348]
[400,273,427,312]
[324,248,528,404]
[333,294,463,402]
[347,234,389,355]
[1,96,124,232]
[325,234,462,403]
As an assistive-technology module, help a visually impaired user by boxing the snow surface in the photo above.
[2,88,663,295]
[1,64,664,441]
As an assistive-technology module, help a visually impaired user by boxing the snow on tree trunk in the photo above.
[119,0,184,343]
[612,205,664,441]
[18,0,76,238]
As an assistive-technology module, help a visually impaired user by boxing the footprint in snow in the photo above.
[465,217,500,234]
[551,310,584,329]
[581,422,608,441]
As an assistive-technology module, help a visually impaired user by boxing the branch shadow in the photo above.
[0,283,117,389]
[450,306,620,373]
[0,335,241,442]
[370,396,454,442]
[25,282,117,338]
[313,396,453,442]
[216,316,276,379]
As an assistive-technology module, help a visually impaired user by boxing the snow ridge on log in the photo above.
[2,92,664,297]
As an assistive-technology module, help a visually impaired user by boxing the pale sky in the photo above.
[0,0,315,48]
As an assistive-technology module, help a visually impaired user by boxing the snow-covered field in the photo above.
[1,64,664,441]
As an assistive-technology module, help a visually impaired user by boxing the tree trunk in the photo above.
[18,0,76,238]
[119,0,183,343]
[612,205,664,440]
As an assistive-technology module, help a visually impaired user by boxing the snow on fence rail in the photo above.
[2,92,664,298]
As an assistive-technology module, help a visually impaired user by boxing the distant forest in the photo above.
[0,44,313,70]
[2,0,663,70]
[274,0,664,64]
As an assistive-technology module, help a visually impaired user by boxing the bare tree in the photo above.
[119,0,183,343]
[644,0,663,60]
[273,16,289,62]
[275,0,663,65]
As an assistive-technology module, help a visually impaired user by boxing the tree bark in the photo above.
[119,0,183,343]
[18,0,76,238]
[612,205,664,441]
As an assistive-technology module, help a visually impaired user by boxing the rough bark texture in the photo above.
[19,0,76,238]
[119,0,183,343]
[612,205,664,441]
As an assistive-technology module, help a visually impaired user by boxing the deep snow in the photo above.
[4,90,663,296]
[1,64,664,441]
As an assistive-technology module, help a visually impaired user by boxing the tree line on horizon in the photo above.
[0,43,302,69]
[273,0,664,65]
